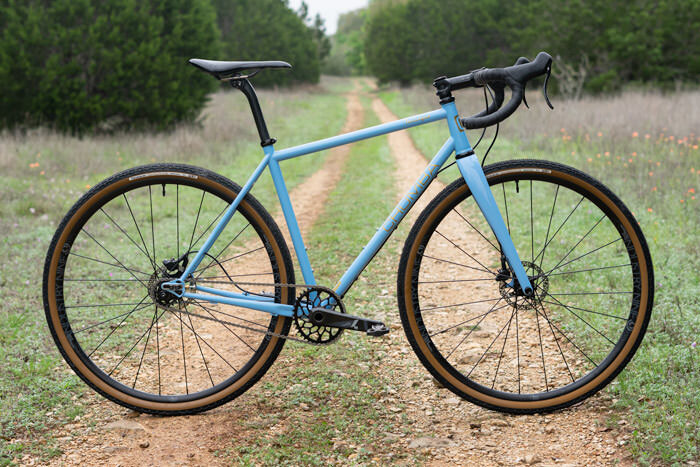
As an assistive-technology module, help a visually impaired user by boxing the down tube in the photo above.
[334,138,455,297]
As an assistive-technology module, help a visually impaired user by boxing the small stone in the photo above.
[523,454,541,465]
[445,397,461,406]
[125,410,140,419]
[432,378,444,388]
[544,426,555,434]
[103,420,146,433]
[408,437,455,449]
[469,422,482,429]
[139,441,150,449]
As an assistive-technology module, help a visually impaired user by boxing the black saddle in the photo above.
[188,58,291,80]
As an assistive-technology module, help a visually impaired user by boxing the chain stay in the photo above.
[159,281,339,346]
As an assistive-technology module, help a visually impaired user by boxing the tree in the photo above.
[212,0,322,86]
[0,0,221,133]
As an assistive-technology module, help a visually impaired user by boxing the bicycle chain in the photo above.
[155,281,340,346]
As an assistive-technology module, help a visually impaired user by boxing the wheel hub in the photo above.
[148,272,181,307]
[498,261,549,310]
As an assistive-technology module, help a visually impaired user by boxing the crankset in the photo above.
[305,307,390,336]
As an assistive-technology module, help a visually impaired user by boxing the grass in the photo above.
[0,78,350,465]
[216,95,418,465]
[378,84,700,464]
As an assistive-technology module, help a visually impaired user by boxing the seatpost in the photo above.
[230,78,276,146]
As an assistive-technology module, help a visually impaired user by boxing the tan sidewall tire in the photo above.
[398,160,653,413]
[43,164,295,414]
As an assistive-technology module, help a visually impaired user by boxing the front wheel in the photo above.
[43,163,295,415]
[398,160,653,413]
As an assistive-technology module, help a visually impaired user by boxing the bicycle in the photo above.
[43,52,653,415]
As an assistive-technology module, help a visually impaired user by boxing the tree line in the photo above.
[360,0,700,93]
[0,0,329,133]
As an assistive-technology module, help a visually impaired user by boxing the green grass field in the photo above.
[379,86,700,464]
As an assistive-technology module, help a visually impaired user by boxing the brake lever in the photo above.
[543,63,554,109]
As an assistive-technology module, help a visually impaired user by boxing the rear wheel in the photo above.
[43,163,295,415]
[398,160,653,413]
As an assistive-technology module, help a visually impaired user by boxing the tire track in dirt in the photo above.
[371,95,633,466]
[47,84,364,467]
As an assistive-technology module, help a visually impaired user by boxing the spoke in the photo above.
[535,300,575,384]
[467,307,517,378]
[109,307,166,377]
[443,299,505,356]
[180,305,188,394]
[167,308,238,372]
[433,302,511,340]
[416,277,494,284]
[133,306,158,389]
[547,295,617,345]
[188,191,206,253]
[549,291,633,296]
[420,296,501,312]
[541,299,627,320]
[123,193,155,271]
[64,278,142,282]
[491,304,515,389]
[190,301,257,351]
[547,263,632,277]
[195,222,251,279]
[88,294,149,358]
[515,297,521,394]
[535,301,549,392]
[176,185,180,259]
[538,184,559,271]
[533,195,584,265]
[546,238,622,275]
[66,301,147,309]
[530,180,534,263]
[191,300,269,330]
[68,252,151,277]
[73,302,152,334]
[100,207,156,270]
[421,253,496,276]
[434,230,496,276]
[189,203,229,252]
[155,304,161,395]
[184,303,215,387]
[149,186,156,269]
[80,228,150,289]
[547,214,605,275]
[501,183,511,234]
[196,246,265,275]
[452,208,500,253]
[532,304,599,368]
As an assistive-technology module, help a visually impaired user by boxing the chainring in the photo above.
[293,287,345,344]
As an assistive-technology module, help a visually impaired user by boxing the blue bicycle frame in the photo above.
[164,99,533,318]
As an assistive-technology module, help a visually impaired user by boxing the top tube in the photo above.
[272,108,447,162]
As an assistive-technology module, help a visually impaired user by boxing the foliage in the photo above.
[362,0,700,92]
[324,9,367,76]
[212,0,324,87]
[0,0,221,133]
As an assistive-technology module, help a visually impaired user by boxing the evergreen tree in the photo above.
[0,0,221,133]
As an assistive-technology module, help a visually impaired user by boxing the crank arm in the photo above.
[307,308,390,336]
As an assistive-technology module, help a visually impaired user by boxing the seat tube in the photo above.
[443,101,533,294]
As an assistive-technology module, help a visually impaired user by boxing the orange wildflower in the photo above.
[648,172,654,176]
[605,151,610,156]
[597,132,603,137]
[652,186,657,191]
[680,199,685,203]
[29,162,39,168]
[632,132,639,137]
[632,152,637,156]
[645,134,651,139]
[647,208,653,212]
[587,157,592,162]
[689,188,696,193]
[693,145,698,150]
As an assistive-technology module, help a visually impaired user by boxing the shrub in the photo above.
[0,0,221,133]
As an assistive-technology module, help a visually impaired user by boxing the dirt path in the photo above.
[370,95,634,466]
[46,86,364,467]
